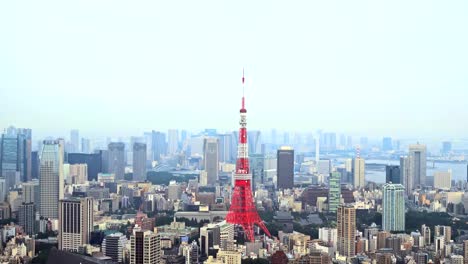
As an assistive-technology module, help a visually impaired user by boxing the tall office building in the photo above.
[421,224,431,246]
[130,230,161,264]
[382,137,393,151]
[0,178,6,202]
[81,138,91,154]
[353,158,365,189]
[250,154,265,190]
[400,156,413,196]
[434,225,451,244]
[23,180,40,204]
[39,140,64,219]
[385,165,401,184]
[337,205,356,258]
[167,129,179,155]
[18,202,36,235]
[463,240,468,264]
[382,183,405,232]
[0,127,32,182]
[108,142,125,180]
[434,170,452,189]
[409,144,427,188]
[58,197,94,251]
[218,134,233,163]
[70,129,80,153]
[277,147,294,189]
[133,143,147,182]
[328,172,341,213]
[31,151,39,179]
[102,232,127,264]
[203,138,219,185]
[151,131,166,161]
[248,131,261,155]
[68,153,102,181]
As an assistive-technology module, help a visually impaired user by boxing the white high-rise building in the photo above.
[409,144,427,188]
[382,183,405,232]
[353,158,365,188]
[39,140,64,219]
[434,170,452,190]
[58,197,94,251]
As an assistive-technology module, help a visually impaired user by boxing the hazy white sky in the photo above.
[1,0,467,139]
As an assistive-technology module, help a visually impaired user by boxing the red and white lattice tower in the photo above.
[225,70,271,241]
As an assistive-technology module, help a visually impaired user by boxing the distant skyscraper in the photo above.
[385,165,401,184]
[248,131,261,155]
[400,156,413,196]
[442,141,452,154]
[409,144,427,188]
[328,172,341,213]
[218,134,233,163]
[382,137,393,151]
[108,142,125,180]
[39,140,64,219]
[249,154,265,190]
[130,230,161,264]
[168,129,179,155]
[337,205,356,258]
[70,129,80,153]
[434,170,452,189]
[277,147,294,189]
[353,158,365,189]
[31,151,39,179]
[382,183,405,232]
[103,232,127,264]
[58,197,94,251]
[322,133,336,152]
[151,131,167,161]
[68,153,102,181]
[359,137,368,150]
[18,202,36,235]
[133,143,147,182]
[81,138,91,154]
[203,138,219,185]
[0,127,32,182]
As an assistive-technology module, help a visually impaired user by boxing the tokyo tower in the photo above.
[225,70,271,241]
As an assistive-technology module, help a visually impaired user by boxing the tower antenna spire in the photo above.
[242,68,245,109]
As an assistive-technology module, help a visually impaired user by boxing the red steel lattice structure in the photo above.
[225,71,271,241]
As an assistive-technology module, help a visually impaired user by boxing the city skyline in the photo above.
[1,1,468,138]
